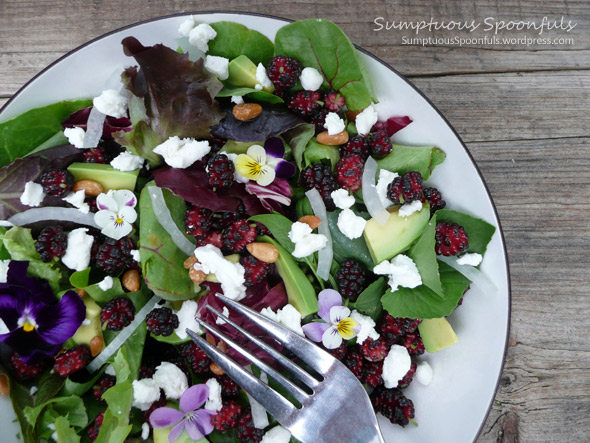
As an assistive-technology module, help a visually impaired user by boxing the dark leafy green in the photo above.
[9,378,36,443]
[407,215,443,297]
[249,213,295,254]
[217,85,283,104]
[381,261,470,319]
[0,99,91,167]
[211,107,304,142]
[326,211,374,269]
[282,123,315,170]
[208,21,274,65]
[377,144,446,180]
[116,37,224,166]
[304,139,340,169]
[349,278,386,320]
[139,183,196,300]
[61,368,104,397]
[436,209,496,255]
[34,371,65,407]
[274,19,376,110]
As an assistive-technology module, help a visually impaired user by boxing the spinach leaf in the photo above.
[249,213,295,254]
[217,85,284,104]
[326,211,374,269]
[209,21,274,65]
[349,278,386,320]
[381,261,470,319]
[282,124,315,170]
[0,227,63,292]
[54,416,80,443]
[0,99,91,167]
[139,183,196,301]
[304,139,340,169]
[436,209,496,255]
[407,216,443,297]
[9,378,36,443]
[274,19,376,110]
[377,144,446,180]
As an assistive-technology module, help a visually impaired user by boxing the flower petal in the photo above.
[179,384,209,412]
[102,220,132,240]
[235,154,261,180]
[168,420,186,442]
[194,410,215,436]
[317,289,342,321]
[264,137,285,158]
[322,325,343,349]
[246,144,267,164]
[94,210,115,228]
[35,291,86,345]
[302,321,330,343]
[0,294,26,333]
[150,407,184,428]
[111,189,137,209]
[184,418,205,440]
[255,165,276,187]
[1,261,54,304]
[329,305,351,325]
[275,160,296,179]
[96,193,118,211]
[118,206,137,224]
[337,317,358,340]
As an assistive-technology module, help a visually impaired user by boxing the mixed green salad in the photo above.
[0,17,496,443]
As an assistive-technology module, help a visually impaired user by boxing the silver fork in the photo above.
[186,293,385,443]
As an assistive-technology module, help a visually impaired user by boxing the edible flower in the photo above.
[0,261,85,362]
[94,189,138,240]
[234,138,295,186]
[302,289,359,349]
[150,383,216,442]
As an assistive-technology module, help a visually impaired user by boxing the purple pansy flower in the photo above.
[0,261,86,362]
[150,384,216,442]
[301,289,359,349]
[234,137,296,186]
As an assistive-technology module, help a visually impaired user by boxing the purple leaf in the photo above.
[372,116,413,137]
[62,106,132,139]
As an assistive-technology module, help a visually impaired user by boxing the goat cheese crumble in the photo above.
[132,378,161,411]
[382,344,412,388]
[374,169,399,208]
[456,252,483,266]
[205,378,223,411]
[416,361,434,386]
[20,181,45,207]
[98,276,114,291]
[93,89,128,118]
[337,209,367,239]
[350,310,380,344]
[62,228,94,271]
[188,23,217,52]
[110,151,145,171]
[174,300,202,339]
[373,254,422,292]
[398,200,423,217]
[288,221,328,258]
[153,136,211,169]
[63,189,89,214]
[261,425,292,443]
[355,104,379,135]
[324,112,345,135]
[193,244,246,300]
[204,55,230,80]
[64,126,86,148]
[331,189,355,210]
[255,63,273,90]
[153,362,188,400]
[299,67,324,91]
[260,304,304,336]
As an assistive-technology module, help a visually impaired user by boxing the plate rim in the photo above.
[0,11,511,442]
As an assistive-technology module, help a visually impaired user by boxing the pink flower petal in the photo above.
[180,384,209,412]
[149,407,183,428]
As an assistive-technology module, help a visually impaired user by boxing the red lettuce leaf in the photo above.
[372,116,413,137]
[62,106,132,139]
[211,107,304,142]
[114,37,225,166]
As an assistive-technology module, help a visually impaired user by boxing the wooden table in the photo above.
[1,1,588,441]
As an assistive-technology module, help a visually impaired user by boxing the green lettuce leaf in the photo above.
[436,209,496,255]
[282,123,315,170]
[209,21,275,65]
[53,416,80,443]
[24,395,87,430]
[0,99,91,167]
[407,215,443,297]
[377,144,446,180]
[274,19,376,110]
[326,211,374,269]
[217,85,283,104]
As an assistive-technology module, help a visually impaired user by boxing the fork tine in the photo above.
[205,304,319,389]
[195,315,309,403]
[186,329,295,421]
[215,294,333,374]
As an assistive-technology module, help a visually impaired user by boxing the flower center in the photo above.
[115,215,124,225]
[336,317,357,338]
[18,314,37,332]
[247,160,263,175]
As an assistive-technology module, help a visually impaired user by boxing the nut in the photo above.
[206,333,216,345]
[232,103,263,121]
[210,362,225,375]
[122,269,140,292]
[183,256,198,269]
[189,267,207,284]
[73,179,104,197]
[76,288,86,297]
[0,375,9,396]
[316,130,349,146]
[298,215,322,230]
[346,109,362,122]
[90,336,104,357]
[246,242,279,263]
[216,340,228,353]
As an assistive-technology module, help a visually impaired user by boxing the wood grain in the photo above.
[1,1,589,441]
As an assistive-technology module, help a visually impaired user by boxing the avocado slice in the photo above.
[363,204,430,264]
[67,162,139,191]
[71,298,103,351]
[153,426,208,443]
[227,55,273,92]
[418,317,459,353]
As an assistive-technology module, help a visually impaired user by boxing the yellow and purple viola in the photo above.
[302,289,360,349]
[234,138,296,186]
[0,261,85,362]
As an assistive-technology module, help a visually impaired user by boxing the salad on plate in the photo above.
[0,17,496,443]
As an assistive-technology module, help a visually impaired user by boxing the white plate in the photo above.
[0,12,510,443]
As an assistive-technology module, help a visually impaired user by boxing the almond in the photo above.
[298,215,322,230]
[189,267,207,284]
[76,288,86,297]
[232,103,263,121]
[316,130,349,146]
[246,242,279,263]
[210,362,225,375]
[122,269,140,292]
[346,109,362,122]
[0,375,9,396]
[183,255,198,269]
[73,179,104,197]
[90,336,104,357]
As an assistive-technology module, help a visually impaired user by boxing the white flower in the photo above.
[94,189,138,240]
